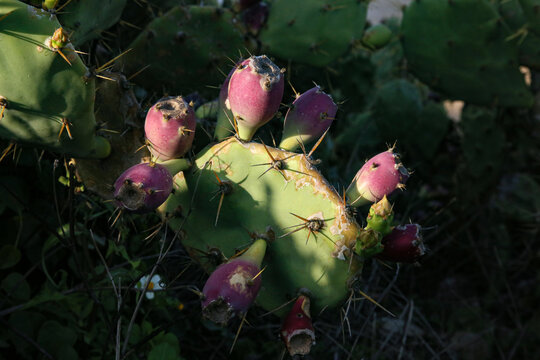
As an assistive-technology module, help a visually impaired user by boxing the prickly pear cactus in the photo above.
[259,0,367,67]
[401,0,533,107]
[456,105,506,201]
[518,0,540,36]
[160,137,363,313]
[57,0,128,46]
[497,0,540,69]
[372,79,451,161]
[120,5,249,96]
[0,0,110,158]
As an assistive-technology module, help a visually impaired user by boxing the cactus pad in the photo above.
[57,0,127,46]
[401,0,533,107]
[0,0,109,158]
[259,0,367,67]
[121,5,248,96]
[160,137,363,313]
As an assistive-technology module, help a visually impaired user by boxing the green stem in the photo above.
[157,158,192,176]
[238,238,267,267]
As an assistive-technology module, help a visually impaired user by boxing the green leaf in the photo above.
[20,288,66,312]
[148,343,180,360]
[1,272,30,301]
[37,320,77,358]
[152,332,180,353]
[0,244,21,269]
[57,345,78,360]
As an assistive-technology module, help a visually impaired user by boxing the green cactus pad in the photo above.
[460,106,505,179]
[120,5,248,96]
[0,0,109,158]
[455,105,505,202]
[518,0,540,36]
[401,0,533,107]
[372,79,451,162]
[259,0,367,67]
[57,0,127,46]
[498,0,540,69]
[159,137,363,314]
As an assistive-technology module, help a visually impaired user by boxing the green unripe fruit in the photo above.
[362,24,392,50]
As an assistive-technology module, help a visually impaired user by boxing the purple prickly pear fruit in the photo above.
[201,239,267,325]
[346,149,409,207]
[279,85,337,151]
[144,96,196,161]
[376,224,425,263]
[243,2,269,36]
[280,294,315,356]
[227,55,284,141]
[113,163,173,212]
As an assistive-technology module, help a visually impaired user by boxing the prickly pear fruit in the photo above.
[144,96,196,161]
[280,294,315,356]
[201,239,267,326]
[227,55,284,141]
[113,163,173,212]
[376,224,425,263]
[365,195,394,236]
[279,86,337,152]
[346,149,409,207]
[362,24,392,50]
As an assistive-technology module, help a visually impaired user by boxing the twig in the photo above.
[397,300,414,360]
[91,231,122,360]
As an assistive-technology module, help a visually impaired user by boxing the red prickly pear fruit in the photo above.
[279,85,337,151]
[243,2,269,35]
[376,224,425,263]
[144,96,196,161]
[280,294,315,356]
[346,149,409,207]
[113,163,173,212]
[201,239,267,325]
[227,55,284,141]
[214,66,236,140]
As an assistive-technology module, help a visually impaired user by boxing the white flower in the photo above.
[136,274,164,299]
